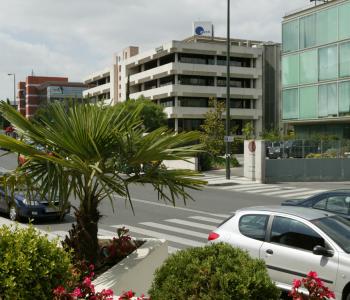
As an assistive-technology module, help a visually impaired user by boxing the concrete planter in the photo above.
[93,238,168,297]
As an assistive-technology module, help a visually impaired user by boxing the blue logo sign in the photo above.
[195,26,205,35]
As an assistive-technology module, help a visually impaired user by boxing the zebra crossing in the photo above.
[49,213,231,254]
[204,174,327,199]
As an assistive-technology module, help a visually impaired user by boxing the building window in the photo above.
[178,119,203,131]
[282,88,299,119]
[144,79,158,90]
[217,56,251,67]
[159,54,175,66]
[178,75,214,86]
[217,77,251,88]
[144,60,158,71]
[282,54,299,86]
[339,1,350,40]
[340,42,350,78]
[282,19,299,53]
[316,7,338,45]
[299,14,316,49]
[318,83,337,117]
[179,97,208,107]
[339,81,350,116]
[299,49,317,84]
[299,86,318,119]
[178,53,214,65]
[160,98,175,107]
[159,75,175,87]
[319,45,338,81]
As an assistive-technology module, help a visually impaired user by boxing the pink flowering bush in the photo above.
[118,289,149,300]
[53,264,113,300]
[289,271,335,300]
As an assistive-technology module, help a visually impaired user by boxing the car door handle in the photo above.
[266,249,273,255]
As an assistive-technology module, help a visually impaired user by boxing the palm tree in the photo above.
[0,101,206,264]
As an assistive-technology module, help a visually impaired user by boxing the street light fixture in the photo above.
[225,0,231,180]
[7,73,16,106]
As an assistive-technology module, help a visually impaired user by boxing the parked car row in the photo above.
[266,140,320,159]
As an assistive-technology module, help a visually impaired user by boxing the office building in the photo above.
[84,27,281,135]
[18,76,87,118]
[282,0,350,138]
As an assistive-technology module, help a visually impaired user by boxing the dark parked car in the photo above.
[281,190,350,220]
[266,141,289,159]
[0,188,70,221]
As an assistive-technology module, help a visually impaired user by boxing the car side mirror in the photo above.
[313,245,334,257]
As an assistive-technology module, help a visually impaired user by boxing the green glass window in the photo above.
[299,49,318,84]
[339,1,350,40]
[339,81,350,115]
[283,20,299,52]
[282,89,299,119]
[319,45,338,80]
[340,42,350,78]
[300,86,317,119]
[319,84,338,117]
[300,14,316,49]
[316,7,338,45]
[282,54,299,86]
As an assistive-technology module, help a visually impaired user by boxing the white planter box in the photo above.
[93,238,168,297]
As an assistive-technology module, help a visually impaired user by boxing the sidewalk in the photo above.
[202,167,251,186]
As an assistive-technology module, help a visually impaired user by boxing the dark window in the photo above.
[178,119,203,131]
[178,53,214,65]
[217,77,251,88]
[239,214,269,241]
[144,80,158,90]
[314,196,350,214]
[160,98,174,107]
[159,75,175,87]
[159,54,175,66]
[217,56,251,67]
[179,97,208,107]
[178,75,214,86]
[144,60,158,71]
[270,216,324,251]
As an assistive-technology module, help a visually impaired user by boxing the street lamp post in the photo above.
[7,73,16,106]
[225,0,231,180]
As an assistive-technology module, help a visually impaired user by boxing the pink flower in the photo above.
[307,271,318,279]
[83,276,92,287]
[53,285,66,296]
[292,279,302,288]
[71,287,83,297]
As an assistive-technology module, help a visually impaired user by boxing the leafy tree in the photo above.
[242,121,254,140]
[200,98,225,157]
[115,96,167,131]
[0,101,206,264]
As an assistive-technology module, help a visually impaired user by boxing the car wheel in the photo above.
[9,206,18,221]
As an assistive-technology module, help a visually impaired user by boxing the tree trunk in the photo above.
[63,196,101,265]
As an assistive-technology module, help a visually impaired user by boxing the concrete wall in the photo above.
[163,157,198,171]
[266,158,350,182]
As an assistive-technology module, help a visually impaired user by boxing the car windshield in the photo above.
[312,216,350,253]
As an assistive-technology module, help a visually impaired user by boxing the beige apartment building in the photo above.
[84,35,280,135]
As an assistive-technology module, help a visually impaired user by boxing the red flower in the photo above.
[307,271,318,279]
[53,285,66,296]
[292,279,302,288]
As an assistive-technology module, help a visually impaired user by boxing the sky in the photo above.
[0,0,310,101]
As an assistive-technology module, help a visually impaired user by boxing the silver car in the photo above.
[208,206,350,300]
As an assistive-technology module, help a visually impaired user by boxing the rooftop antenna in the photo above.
[31,69,34,76]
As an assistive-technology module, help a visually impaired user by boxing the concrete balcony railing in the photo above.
[163,106,262,120]
[129,84,262,100]
[83,83,111,97]
[129,63,261,84]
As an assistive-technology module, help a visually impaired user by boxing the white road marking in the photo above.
[246,187,282,193]
[118,197,230,218]
[110,224,204,247]
[141,222,208,239]
[189,216,225,223]
[165,219,216,231]
[279,190,326,198]
[262,187,307,196]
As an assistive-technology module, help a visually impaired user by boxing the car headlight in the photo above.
[22,198,40,206]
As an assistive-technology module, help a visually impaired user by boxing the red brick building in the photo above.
[17,76,87,118]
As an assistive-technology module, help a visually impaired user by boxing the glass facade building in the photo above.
[282,0,350,138]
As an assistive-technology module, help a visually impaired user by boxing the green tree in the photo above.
[200,98,225,156]
[0,101,206,264]
[242,121,254,140]
[115,96,167,131]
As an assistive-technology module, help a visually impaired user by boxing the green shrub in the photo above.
[0,224,74,300]
[149,243,280,300]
